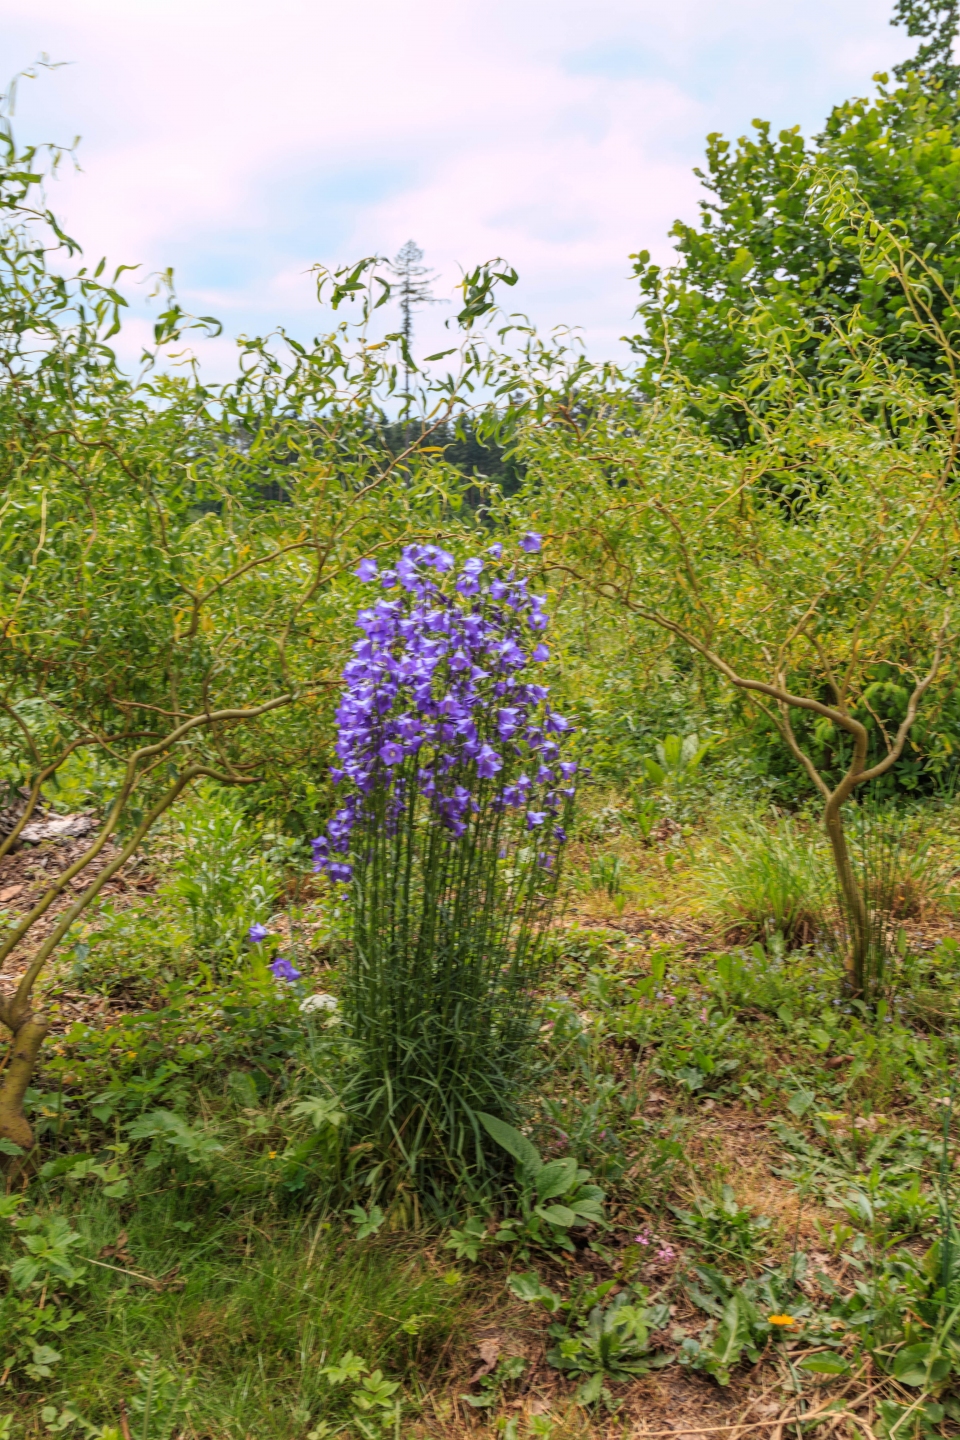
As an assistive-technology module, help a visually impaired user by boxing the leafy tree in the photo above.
[510,196,960,999]
[892,0,960,87]
[629,1,960,433]
[0,120,483,1152]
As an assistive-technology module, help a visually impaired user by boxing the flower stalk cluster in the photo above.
[311,535,574,883]
[312,535,577,1203]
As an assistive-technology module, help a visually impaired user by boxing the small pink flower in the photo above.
[656,1244,675,1262]
[634,1229,651,1246]
[700,1008,708,1022]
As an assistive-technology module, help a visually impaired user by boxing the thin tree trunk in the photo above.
[0,1013,48,1151]
[823,796,868,996]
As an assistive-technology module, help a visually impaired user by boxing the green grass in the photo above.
[7,789,960,1436]
[5,1187,468,1437]
[697,813,831,946]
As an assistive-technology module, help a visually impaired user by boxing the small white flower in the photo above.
[299,992,338,1015]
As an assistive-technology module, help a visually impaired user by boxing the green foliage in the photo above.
[629,4,960,423]
[670,1185,772,1265]
[678,1264,803,1386]
[317,1352,401,1439]
[642,733,711,788]
[124,1109,225,1169]
[520,204,960,994]
[159,786,280,961]
[507,1271,671,1400]
[472,1113,606,1253]
[460,1354,527,1411]
[700,816,830,946]
[1,1199,88,1389]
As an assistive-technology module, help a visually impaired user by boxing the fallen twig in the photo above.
[85,1256,183,1291]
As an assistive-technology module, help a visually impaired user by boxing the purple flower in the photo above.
[559,761,577,780]
[532,643,549,662]
[248,923,270,944]
[554,826,567,843]
[424,546,454,572]
[497,707,520,739]
[498,639,526,669]
[355,558,379,581]
[519,532,542,553]
[310,540,575,878]
[269,956,302,982]
[476,744,503,779]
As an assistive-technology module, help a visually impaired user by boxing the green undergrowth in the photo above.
[5,792,960,1437]
[1,1187,468,1438]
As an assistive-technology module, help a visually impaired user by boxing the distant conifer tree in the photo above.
[388,240,443,392]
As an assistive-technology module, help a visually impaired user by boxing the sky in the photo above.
[3,0,917,378]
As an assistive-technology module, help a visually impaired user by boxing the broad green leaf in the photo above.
[535,1157,578,1201]
[477,1112,541,1173]
[507,1271,563,1312]
[799,1354,849,1375]
[536,1203,578,1227]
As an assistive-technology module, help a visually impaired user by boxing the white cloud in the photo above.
[5,0,915,374]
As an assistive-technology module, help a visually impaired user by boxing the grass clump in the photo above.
[700,815,830,947]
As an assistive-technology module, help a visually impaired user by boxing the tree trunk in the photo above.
[823,798,868,997]
[0,1013,48,1152]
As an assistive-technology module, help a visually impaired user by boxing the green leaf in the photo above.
[576,1372,604,1405]
[799,1354,849,1375]
[347,1205,385,1240]
[568,1198,605,1224]
[536,1203,578,1227]
[290,1095,346,1130]
[321,1351,368,1385]
[535,1157,578,1201]
[477,1112,541,1173]
[787,1089,815,1119]
[893,1343,935,1386]
[507,1271,563,1312]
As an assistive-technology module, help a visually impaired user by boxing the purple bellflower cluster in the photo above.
[310,534,576,881]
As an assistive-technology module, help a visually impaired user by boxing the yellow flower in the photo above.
[768,1314,796,1327]
[268,1150,277,1159]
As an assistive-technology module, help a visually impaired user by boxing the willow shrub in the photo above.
[0,103,498,1153]
[492,177,960,1000]
[311,539,577,1213]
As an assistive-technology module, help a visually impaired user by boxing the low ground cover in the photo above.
[3,776,960,1440]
